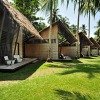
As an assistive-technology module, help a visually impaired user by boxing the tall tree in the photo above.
[80,0,95,38]
[80,24,87,35]
[48,8,61,23]
[70,24,77,34]
[13,0,39,21]
[60,16,70,28]
[94,19,100,42]
[93,0,100,13]
[13,0,46,31]
[40,0,59,60]
[65,0,85,57]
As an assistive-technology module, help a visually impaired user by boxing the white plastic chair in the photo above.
[4,56,15,65]
[14,55,22,63]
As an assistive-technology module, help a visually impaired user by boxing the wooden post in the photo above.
[0,8,6,42]
[13,26,20,57]
[0,8,6,64]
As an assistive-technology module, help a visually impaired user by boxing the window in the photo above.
[51,39,56,43]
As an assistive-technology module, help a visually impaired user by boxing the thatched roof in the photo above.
[90,37,100,48]
[59,40,70,46]
[78,32,93,46]
[40,20,77,44]
[97,41,100,45]
[1,0,42,39]
[58,21,77,44]
[97,41,100,49]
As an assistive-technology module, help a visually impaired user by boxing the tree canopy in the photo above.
[13,0,46,31]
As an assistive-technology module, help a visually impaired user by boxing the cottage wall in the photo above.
[91,48,98,56]
[99,50,100,55]
[59,36,80,58]
[0,7,22,63]
[25,43,58,60]
[25,24,58,60]
[82,46,90,56]
[59,46,77,57]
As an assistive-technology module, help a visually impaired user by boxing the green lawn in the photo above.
[0,56,100,100]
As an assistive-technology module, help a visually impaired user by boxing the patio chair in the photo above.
[14,55,22,63]
[4,56,15,65]
[59,54,66,59]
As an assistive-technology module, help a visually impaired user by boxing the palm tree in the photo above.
[40,0,59,60]
[60,16,70,28]
[48,8,61,23]
[80,24,87,35]
[96,19,100,28]
[80,0,96,38]
[94,20,100,42]
[93,0,100,13]
[74,0,82,58]
[70,24,77,34]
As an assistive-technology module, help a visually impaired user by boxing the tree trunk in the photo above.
[88,6,90,38]
[76,0,80,58]
[48,0,53,59]
[0,8,6,42]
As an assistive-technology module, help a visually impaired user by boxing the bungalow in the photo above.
[90,37,99,56]
[25,20,77,60]
[0,0,42,64]
[58,32,93,58]
[78,32,93,57]
[58,38,78,58]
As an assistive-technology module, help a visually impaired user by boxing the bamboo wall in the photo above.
[59,46,77,57]
[25,43,58,60]
[99,50,100,55]
[82,46,90,56]
[58,46,80,58]
[91,48,98,56]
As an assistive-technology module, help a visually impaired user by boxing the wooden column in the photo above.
[0,8,6,42]
[13,26,20,56]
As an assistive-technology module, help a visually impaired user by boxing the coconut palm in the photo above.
[60,16,70,28]
[80,24,87,35]
[93,0,100,13]
[94,20,100,42]
[80,0,96,38]
[70,24,77,34]
[63,0,85,57]
[48,8,61,23]
[73,0,84,57]
[96,19,100,28]
[40,0,59,60]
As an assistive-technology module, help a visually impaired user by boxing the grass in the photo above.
[0,56,100,100]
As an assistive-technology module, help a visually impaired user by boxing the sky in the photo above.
[8,0,100,37]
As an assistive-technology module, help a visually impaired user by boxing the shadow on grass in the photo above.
[0,61,45,81]
[46,59,83,69]
[47,59,82,68]
[54,59,83,64]
[82,57,94,59]
[58,64,100,79]
[55,89,92,100]
[47,58,100,79]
